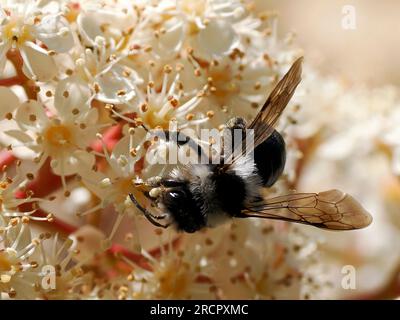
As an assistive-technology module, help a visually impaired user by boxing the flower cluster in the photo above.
[0,0,315,299]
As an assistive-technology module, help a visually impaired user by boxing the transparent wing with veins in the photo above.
[225,56,303,166]
[239,189,372,230]
[248,56,303,149]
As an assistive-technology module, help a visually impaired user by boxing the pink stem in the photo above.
[0,150,16,170]
[0,76,24,86]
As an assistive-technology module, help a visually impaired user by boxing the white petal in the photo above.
[77,9,136,45]
[0,41,11,75]
[3,128,40,159]
[95,67,136,104]
[94,9,136,30]
[109,135,133,176]
[76,13,102,46]
[52,150,95,176]
[196,19,238,58]
[71,111,98,149]
[69,225,105,263]
[54,75,91,120]
[4,129,34,144]
[0,87,19,119]
[153,17,184,57]
[0,119,37,159]
[82,107,98,125]
[0,9,7,22]
[35,0,63,14]
[35,15,74,53]
[77,166,109,199]
[15,100,48,130]
[20,42,57,81]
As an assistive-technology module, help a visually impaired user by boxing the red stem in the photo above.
[33,208,77,234]
[108,243,152,271]
[6,49,37,100]
[0,75,24,86]
[0,150,16,170]
[15,158,61,200]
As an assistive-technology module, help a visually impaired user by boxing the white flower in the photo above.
[116,64,208,130]
[76,0,138,47]
[194,55,277,120]
[36,230,98,299]
[105,61,220,177]
[135,0,244,60]
[0,221,95,299]
[73,38,142,104]
[0,1,74,80]
[190,220,322,299]
[0,217,40,299]
[119,230,216,299]
[0,78,97,190]
[77,129,142,212]
[0,163,53,221]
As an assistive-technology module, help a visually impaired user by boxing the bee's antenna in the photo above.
[141,124,149,132]
[129,193,170,228]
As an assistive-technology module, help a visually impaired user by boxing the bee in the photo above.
[129,57,372,233]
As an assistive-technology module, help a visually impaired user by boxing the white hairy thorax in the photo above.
[169,156,262,227]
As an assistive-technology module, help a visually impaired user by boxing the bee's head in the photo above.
[160,184,206,233]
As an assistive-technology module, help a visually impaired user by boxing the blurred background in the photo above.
[257,0,400,299]
[264,0,400,87]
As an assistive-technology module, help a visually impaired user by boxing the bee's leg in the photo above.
[129,193,170,228]
[146,176,163,187]
[145,177,184,200]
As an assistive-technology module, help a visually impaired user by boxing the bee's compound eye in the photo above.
[169,190,184,199]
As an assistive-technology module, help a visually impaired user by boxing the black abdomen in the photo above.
[212,168,247,217]
[254,130,286,187]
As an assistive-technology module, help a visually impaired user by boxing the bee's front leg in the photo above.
[146,176,163,187]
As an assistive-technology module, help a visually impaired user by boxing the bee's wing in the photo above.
[248,56,303,149]
[239,189,372,230]
[226,57,303,165]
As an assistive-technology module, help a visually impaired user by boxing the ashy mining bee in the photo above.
[129,57,372,233]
